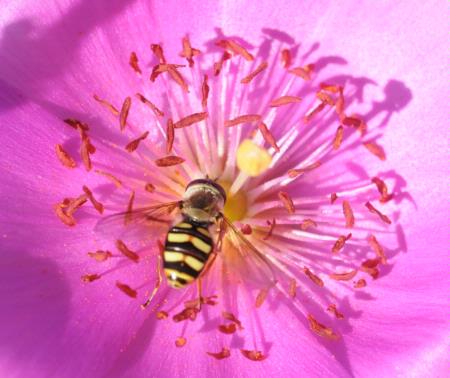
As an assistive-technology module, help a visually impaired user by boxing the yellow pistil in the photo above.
[236,139,272,177]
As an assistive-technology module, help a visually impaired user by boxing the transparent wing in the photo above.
[220,215,277,290]
[94,201,181,244]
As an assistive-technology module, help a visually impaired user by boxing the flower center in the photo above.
[220,181,248,222]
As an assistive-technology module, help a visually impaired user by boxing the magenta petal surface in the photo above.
[1,1,449,378]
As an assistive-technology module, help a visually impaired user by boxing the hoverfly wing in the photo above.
[220,215,277,290]
[94,201,181,244]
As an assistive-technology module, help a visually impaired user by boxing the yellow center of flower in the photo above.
[219,181,248,222]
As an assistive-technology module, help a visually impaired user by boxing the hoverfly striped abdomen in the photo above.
[163,219,213,288]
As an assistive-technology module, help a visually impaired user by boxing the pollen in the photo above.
[236,139,272,177]
[220,181,248,222]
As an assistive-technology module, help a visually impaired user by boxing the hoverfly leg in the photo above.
[141,254,163,310]
[197,278,203,311]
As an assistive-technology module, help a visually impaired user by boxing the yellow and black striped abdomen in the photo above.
[163,220,213,288]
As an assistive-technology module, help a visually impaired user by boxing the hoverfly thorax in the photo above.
[182,179,226,223]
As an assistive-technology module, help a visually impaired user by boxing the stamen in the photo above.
[125,131,149,153]
[135,93,164,117]
[335,87,345,119]
[263,219,276,240]
[64,118,89,131]
[288,279,297,298]
[55,144,76,168]
[80,138,93,171]
[180,36,201,67]
[363,141,386,161]
[173,307,199,322]
[82,185,104,214]
[303,102,325,123]
[175,337,187,348]
[201,75,209,108]
[218,323,237,334]
[167,65,189,92]
[155,156,185,167]
[87,250,112,262]
[54,204,76,226]
[92,95,119,116]
[129,52,142,74]
[342,200,355,228]
[303,267,324,287]
[354,279,367,289]
[116,239,139,263]
[361,259,380,279]
[124,190,135,225]
[166,119,175,154]
[255,288,269,308]
[207,348,231,360]
[145,183,155,192]
[280,48,291,68]
[368,234,387,264]
[307,314,339,340]
[300,219,317,230]
[372,177,392,203]
[216,39,254,61]
[329,270,357,281]
[332,233,352,253]
[82,274,101,282]
[95,170,123,188]
[269,95,301,107]
[150,43,166,63]
[115,281,137,298]
[330,193,338,204]
[320,83,341,93]
[213,52,231,76]
[173,112,208,128]
[365,202,392,224]
[288,162,321,178]
[222,312,243,329]
[332,126,344,150]
[156,311,168,320]
[225,114,261,127]
[289,64,314,80]
[119,97,131,131]
[342,116,362,128]
[278,191,295,214]
[316,91,335,105]
[327,304,344,319]
[240,224,252,235]
[258,122,280,152]
[240,349,266,361]
[241,61,268,84]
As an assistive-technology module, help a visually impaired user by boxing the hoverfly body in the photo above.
[96,178,276,308]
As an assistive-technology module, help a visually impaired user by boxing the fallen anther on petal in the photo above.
[288,279,297,298]
[129,52,142,74]
[218,323,237,334]
[92,94,119,116]
[240,349,266,361]
[372,177,392,203]
[156,311,168,320]
[288,161,321,178]
[303,267,324,287]
[87,250,112,262]
[368,234,387,264]
[330,193,338,204]
[332,233,352,253]
[225,114,261,127]
[55,144,76,168]
[263,218,276,240]
[173,307,199,322]
[361,259,380,279]
[354,279,367,288]
[327,304,344,319]
[222,312,243,329]
[155,156,185,167]
[124,190,135,225]
[150,43,166,63]
[365,202,392,224]
[240,224,252,235]
[82,185,104,214]
[175,337,187,348]
[174,112,208,128]
[303,102,326,123]
[281,48,291,68]
[135,93,164,117]
[329,269,357,281]
[119,97,131,131]
[180,36,201,67]
[278,191,295,214]
[201,75,209,108]
[213,52,231,76]
[269,95,301,107]
[342,200,355,228]
[363,141,386,161]
[332,126,344,150]
[255,288,269,308]
[216,39,254,61]
[308,314,340,340]
[64,118,89,131]
[300,219,317,230]
[81,273,101,282]
[115,281,137,298]
[207,348,231,360]
[258,122,280,152]
[145,183,155,192]
[289,64,314,80]
[95,170,123,188]
[125,131,149,153]
[241,61,268,84]
[116,239,139,262]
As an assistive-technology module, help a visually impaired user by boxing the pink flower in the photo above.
[0,1,448,377]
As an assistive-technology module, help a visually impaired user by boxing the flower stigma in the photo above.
[53,31,400,362]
